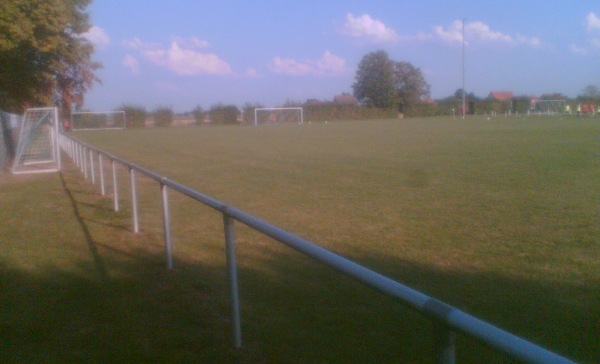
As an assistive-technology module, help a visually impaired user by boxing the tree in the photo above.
[119,104,147,128]
[580,85,599,100]
[0,0,100,113]
[241,102,263,124]
[153,106,174,127]
[352,50,396,108]
[191,106,206,125]
[209,104,239,125]
[393,61,431,106]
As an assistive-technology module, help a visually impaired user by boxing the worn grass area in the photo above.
[1,116,599,362]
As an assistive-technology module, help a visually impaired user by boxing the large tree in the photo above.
[580,85,599,100]
[352,50,396,108]
[0,0,100,113]
[393,61,430,106]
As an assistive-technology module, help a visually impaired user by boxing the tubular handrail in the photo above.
[58,133,575,364]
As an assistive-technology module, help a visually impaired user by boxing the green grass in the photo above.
[1,116,598,363]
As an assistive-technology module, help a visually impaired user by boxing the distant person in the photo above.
[64,119,70,131]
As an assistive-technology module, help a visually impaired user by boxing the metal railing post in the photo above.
[434,322,456,364]
[161,181,173,270]
[223,214,242,348]
[83,146,88,179]
[112,160,119,212]
[99,154,105,196]
[130,168,139,233]
[90,149,95,184]
[76,142,80,168]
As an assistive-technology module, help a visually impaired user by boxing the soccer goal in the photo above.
[254,107,303,126]
[11,107,61,174]
[70,111,126,130]
[529,100,567,115]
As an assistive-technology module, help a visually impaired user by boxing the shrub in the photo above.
[191,106,206,125]
[241,103,264,125]
[154,106,174,127]
[119,104,147,127]
[209,104,239,125]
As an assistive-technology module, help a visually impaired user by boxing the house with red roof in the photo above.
[488,91,514,101]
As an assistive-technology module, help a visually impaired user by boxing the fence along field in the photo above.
[69,116,599,362]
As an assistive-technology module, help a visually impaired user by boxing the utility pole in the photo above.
[462,18,466,119]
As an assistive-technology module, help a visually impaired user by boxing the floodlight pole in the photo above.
[462,18,466,119]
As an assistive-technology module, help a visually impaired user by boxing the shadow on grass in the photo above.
[59,171,108,281]
[0,165,596,363]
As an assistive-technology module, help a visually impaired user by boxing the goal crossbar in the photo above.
[71,111,126,130]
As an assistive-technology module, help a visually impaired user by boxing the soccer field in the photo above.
[75,116,599,361]
[3,116,598,362]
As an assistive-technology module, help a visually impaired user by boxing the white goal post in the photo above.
[254,107,303,126]
[529,100,567,115]
[70,111,126,130]
[11,107,61,174]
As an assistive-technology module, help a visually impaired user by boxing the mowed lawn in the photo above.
[1,116,598,362]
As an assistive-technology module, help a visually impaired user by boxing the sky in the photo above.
[82,1,600,113]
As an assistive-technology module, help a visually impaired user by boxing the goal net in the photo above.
[529,100,567,115]
[71,111,126,130]
[254,107,303,126]
[11,107,60,174]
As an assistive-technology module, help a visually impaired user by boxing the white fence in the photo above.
[58,132,574,364]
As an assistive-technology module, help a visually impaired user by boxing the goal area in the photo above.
[529,100,567,115]
[11,107,60,174]
[71,111,126,130]
[254,107,303,126]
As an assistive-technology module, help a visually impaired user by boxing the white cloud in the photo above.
[82,25,110,50]
[434,20,464,43]
[434,20,540,47]
[341,13,400,43]
[468,21,512,42]
[269,51,346,76]
[570,44,589,55]
[586,12,600,32]
[122,54,140,75]
[122,37,231,76]
[315,51,346,74]
[516,34,541,47]
[244,68,260,78]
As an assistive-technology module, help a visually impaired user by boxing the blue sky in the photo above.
[83,1,600,112]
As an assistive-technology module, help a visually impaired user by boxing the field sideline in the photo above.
[2,116,599,362]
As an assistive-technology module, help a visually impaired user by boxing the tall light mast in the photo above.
[462,18,466,119]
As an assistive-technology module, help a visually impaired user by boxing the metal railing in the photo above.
[58,133,575,364]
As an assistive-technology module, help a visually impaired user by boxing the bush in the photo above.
[191,106,205,125]
[304,104,396,122]
[241,103,264,125]
[154,106,174,127]
[119,104,147,127]
[209,104,239,125]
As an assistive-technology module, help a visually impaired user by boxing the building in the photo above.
[333,94,358,105]
[488,91,514,101]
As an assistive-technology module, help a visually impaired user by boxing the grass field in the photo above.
[1,116,599,362]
